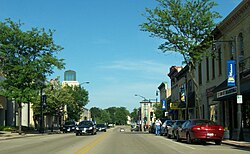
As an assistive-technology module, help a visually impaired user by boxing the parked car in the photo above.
[62,120,77,133]
[131,124,139,132]
[176,119,224,145]
[75,120,97,136]
[167,120,186,138]
[96,123,107,132]
[160,120,175,136]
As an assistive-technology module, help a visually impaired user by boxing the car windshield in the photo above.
[96,124,105,127]
[193,120,216,125]
[79,121,92,127]
[65,121,75,125]
[176,121,185,126]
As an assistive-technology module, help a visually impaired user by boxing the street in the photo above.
[0,126,249,154]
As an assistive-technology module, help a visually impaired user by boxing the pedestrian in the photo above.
[155,118,162,135]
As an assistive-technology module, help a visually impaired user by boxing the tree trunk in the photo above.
[18,102,22,135]
[188,65,202,119]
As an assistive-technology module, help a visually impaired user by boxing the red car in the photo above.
[176,119,224,145]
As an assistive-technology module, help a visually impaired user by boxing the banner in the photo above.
[162,100,166,111]
[227,60,236,87]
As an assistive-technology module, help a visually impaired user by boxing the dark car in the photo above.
[176,119,224,145]
[62,120,77,133]
[160,120,175,136]
[75,120,97,136]
[167,120,186,138]
[96,124,107,132]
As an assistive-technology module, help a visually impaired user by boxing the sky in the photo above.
[1,0,242,112]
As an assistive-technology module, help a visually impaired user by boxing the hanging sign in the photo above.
[227,60,236,87]
[162,100,166,111]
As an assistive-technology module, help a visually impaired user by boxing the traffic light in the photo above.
[150,112,153,121]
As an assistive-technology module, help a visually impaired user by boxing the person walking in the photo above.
[155,118,162,135]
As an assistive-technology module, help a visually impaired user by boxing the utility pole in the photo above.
[235,36,244,141]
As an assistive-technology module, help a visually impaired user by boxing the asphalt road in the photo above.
[0,126,249,154]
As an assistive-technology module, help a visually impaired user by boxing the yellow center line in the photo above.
[74,132,110,154]
[81,133,109,154]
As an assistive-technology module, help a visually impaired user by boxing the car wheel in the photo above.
[176,132,181,142]
[187,133,192,144]
[173,132,176,139]
[215,140,222,145]
[76,133,79,136]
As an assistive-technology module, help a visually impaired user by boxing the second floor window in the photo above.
[218,48,222,76]
[198,63,202,85]
[239,33,244,58]
[206,57,209,81]
[212,56,215,79]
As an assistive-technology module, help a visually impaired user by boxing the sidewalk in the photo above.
[0,130,62,140]
[222,139,250,148]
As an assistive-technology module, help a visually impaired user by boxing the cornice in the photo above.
[218,0,250,33]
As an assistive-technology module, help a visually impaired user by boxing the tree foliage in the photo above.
[130,108,138,122]
[0,19,65,133]
[90,107,129,125]
[140,0,221,118]
[140,0,221,67]
[153,103,163,119]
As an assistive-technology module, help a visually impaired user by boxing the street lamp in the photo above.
[213,36,244,141]
[134,94,147,101]
[79,81,90,85]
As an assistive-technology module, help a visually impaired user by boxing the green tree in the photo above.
[140,0,221,118]
[67,85,89,121]
[100,110,111,124]
[153,103,163,119]
[115,107,129,125]
[130,108,138,123]
[90,107,102,121]
[0,19,65,134]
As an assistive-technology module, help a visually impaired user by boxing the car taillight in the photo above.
[218,126,224,131]
[192,125,208,131]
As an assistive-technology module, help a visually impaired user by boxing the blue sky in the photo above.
[1,0,241,112]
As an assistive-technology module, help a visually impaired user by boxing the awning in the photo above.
[212,79,236,101]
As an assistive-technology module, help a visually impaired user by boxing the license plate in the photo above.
[207,133,214,136]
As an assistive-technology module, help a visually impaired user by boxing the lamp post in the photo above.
[213,36,244,141]
[38,79,46,134]
[79,81,90,86]
[134,94,147,101]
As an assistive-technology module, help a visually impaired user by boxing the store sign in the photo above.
[227,60,236,87]
[217,87,237,99]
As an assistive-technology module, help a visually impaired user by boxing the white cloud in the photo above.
[99,59,170,75]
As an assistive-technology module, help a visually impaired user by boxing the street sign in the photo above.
[237,95,243,104]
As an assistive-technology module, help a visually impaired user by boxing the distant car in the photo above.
[167,120,186,138]
[75,120,97,136]
[160,120,175,136]
[176,119,224,145]
[131,124,139,132]
[120,128,125,132]
[96,124,107,132]
[62,120,77,133]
